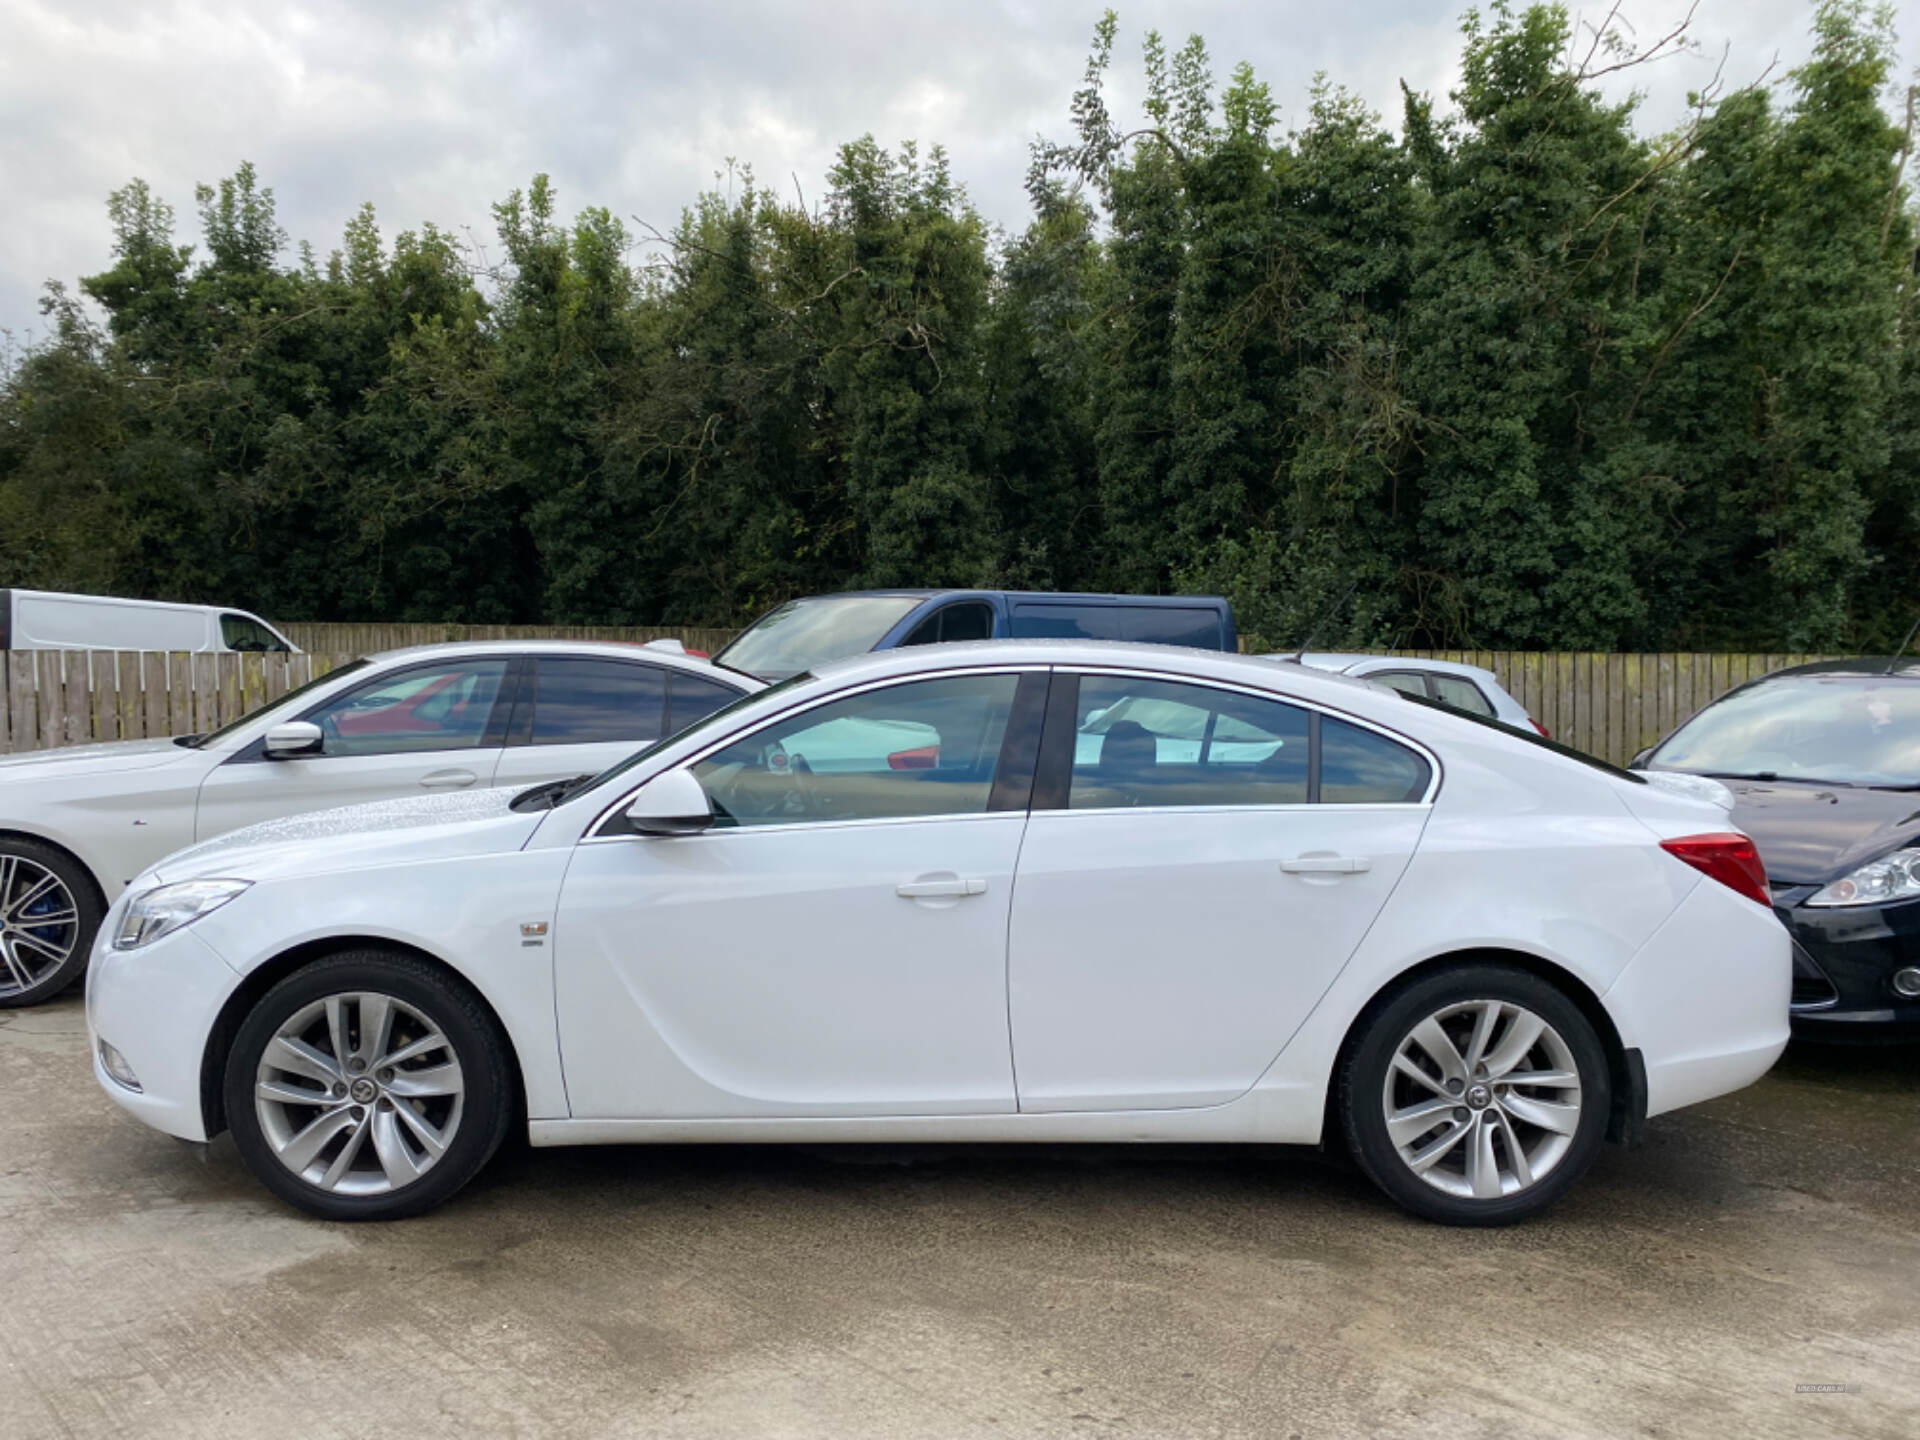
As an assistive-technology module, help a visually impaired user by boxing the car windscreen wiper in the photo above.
[1696,770,1858,787]
[508,775,593,813]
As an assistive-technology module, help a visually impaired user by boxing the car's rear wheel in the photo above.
[1339,964,1610,1226]
[223,950,513,1220]
[0,839,101,1008]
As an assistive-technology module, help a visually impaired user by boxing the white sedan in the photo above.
[86,641,1789,1226]
[0,641,751,1005]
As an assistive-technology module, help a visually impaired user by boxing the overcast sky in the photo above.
[1,1,1908,343]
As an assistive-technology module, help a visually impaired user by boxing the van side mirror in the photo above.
[623,769,714,836]
[263,721,324,758]
[1629,747,1652,770]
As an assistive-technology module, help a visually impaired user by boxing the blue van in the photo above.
[714,590,1238,680]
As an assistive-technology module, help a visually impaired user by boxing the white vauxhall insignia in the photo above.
[86,641,1790,1225]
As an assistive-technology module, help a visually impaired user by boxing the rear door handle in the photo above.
[419,769,478,790]
[1280,855,1371,874]
[896,877,989,898]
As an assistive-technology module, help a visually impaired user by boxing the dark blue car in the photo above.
[714,590,1238,680]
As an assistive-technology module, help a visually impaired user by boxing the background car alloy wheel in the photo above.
[225,950,512,1220]
[1382,1000,1582,1200]
[253,991,467,1196]
[0,841,102,1008]
[1340,964,1609,1226]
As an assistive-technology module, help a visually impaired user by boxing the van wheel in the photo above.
[1338,965,1610,1226]
[0,838,101,1007]
[223,950,513,1220]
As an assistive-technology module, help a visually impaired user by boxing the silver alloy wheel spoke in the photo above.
[1383,998,1583,1202]
[1,939,34,991]
[0,857,79,998]
[254,989,464,1196]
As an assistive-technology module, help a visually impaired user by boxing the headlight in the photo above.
[112,879,252,950]
[1806,849,1920,908]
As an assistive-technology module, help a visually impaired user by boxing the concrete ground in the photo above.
[2,994,1915,1440]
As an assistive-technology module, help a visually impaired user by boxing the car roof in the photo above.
[807,638,1396,708]
[1753,657,1920,681]
[363,638,748,677]
[773,590,1229,606]
[1274,652,1501,683]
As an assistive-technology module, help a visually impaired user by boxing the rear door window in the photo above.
[1070,676,1311,808]
[1431,674,1497,718]
[528,659,666,746]
[668,672,746,732]
[1366,671,1433,699]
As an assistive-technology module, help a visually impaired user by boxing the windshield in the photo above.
[550,672,813,804]
[185,659,371,748]
[714,596,922,679]
[1649,675,1920,787]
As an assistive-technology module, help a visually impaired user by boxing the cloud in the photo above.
[1,0,1907,343]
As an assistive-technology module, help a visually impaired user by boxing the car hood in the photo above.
[148,785,545,886]
[1715,778,1920,886]
[0,737,192,777]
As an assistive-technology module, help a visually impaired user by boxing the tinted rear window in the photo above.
[1008,604,1224,649]
[530,659,665,745]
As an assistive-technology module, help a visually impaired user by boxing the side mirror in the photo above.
[623,768,714,836]
[1628,747,1652,771]
[263,721,324,758]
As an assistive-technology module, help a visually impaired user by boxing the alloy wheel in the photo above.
[0,855,81,999]
[1381,999,1584,1201]
[254,990,465,1196]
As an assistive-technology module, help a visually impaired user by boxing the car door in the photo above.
[193,656,513,840]
[490,657,749,791]
[1007,671,1434,1112]
[553,668,1047,1119]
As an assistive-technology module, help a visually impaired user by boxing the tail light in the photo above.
[1660,833,1770,907]
[888,745,939,771]
[1529,718,1551,738]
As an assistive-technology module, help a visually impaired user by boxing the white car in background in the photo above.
[86,640,1788,1227]
[1272,653,1547,735]
[0,641,753,1006]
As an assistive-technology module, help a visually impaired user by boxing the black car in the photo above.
[1637,658,1920,1039]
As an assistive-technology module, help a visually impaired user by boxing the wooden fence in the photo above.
[0,639,1829,767]
[278,622,739,655]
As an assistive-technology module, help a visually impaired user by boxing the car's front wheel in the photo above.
[0,838,102,1008]
[224,950,513,1220]
[1338,964,1610,1226]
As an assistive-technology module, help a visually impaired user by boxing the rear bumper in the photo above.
[1602,877,1791,1118]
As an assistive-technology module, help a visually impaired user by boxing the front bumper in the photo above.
[1773,887,1920,1039]
[85,921,242,1142]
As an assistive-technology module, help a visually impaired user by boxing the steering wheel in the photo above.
[786,753,835,819]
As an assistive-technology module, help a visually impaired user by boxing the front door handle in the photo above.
[419,769,478,790]
[1280,855,1371,874]
[896,876,989,898]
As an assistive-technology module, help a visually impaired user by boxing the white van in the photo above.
[0,590,299,653]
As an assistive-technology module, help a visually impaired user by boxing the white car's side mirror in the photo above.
[623,769,714,836]
[263,721,324,759]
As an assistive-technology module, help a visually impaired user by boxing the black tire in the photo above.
[0,837,103,1008]
[1338,963,1611,1226]
[223,949,514,1221]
